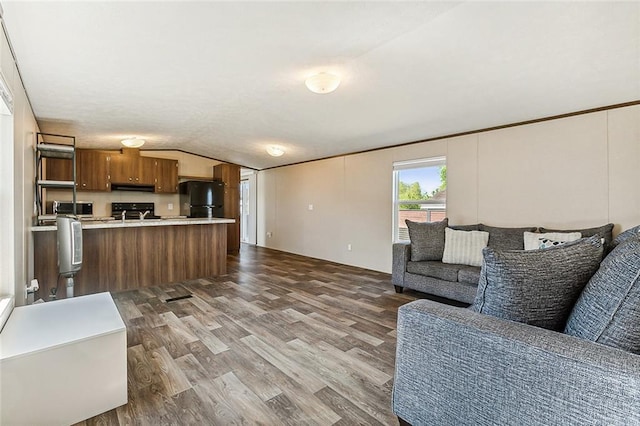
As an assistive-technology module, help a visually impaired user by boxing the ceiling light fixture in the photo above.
[305,72,341,94]
[266,145,285,157]
[121,137,145,148]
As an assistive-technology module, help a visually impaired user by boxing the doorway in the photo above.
[239,169,257,245]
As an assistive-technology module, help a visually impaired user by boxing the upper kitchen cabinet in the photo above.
[155,158,178,193]
[109,151,137,184]
[76,150,111,192]
[110,148,153,185]
[138,157,156,186]
[45,157,73,181]
[45,150,111,192]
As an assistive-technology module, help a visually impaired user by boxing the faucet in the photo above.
[121,210,127,223]
[139,210,150,220]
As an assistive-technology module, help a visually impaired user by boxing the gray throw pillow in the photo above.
[540,223,614,249]
[472,236,603,331]
[405,218,448,261]
[450,224,480,231]
[609,224,640,252]
[564,236,640,354]
[479,224,537,251]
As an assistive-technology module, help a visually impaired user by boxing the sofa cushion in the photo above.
[472,236,603,331]
[523,231,582,251]
[442,228,489,267]
[540,223,614,249]
[564,236,640,354]
[479,224,537,251]
[609,224,640,251]
[406,218,448,261]
[406,261,459,282]
[458,266,481,285]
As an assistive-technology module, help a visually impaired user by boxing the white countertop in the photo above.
[32,217,235,232]
[0,293,125,361]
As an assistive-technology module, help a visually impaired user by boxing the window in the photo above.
[393,157,446,242]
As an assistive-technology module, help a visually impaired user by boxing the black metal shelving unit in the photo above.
[35,132,77,224]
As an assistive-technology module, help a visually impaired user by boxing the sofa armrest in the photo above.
[393,300,640,425]
[392,242,411,285]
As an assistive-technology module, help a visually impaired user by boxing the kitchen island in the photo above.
[32,218,234,299]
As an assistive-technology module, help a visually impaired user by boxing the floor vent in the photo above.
[165,295,193,302]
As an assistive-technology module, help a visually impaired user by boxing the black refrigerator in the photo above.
[179,180,225,218]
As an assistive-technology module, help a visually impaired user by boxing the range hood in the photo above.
[110,183,155,192]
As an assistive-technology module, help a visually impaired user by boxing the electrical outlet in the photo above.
[308,204,314,211]
[267,232,273,238]
[347,244,352,251]
[168,203,174,210]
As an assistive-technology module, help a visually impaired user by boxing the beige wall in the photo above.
[2,17,39,306]
[257,105,640,273]
[48,151,222,217]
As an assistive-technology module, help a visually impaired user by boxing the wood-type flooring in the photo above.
[76,245,425,425]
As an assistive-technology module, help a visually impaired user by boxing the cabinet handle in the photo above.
[82,183,87,187]
[135,177,139,181]
[129,177,133,181]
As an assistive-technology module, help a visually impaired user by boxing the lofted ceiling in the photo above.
[2,1,639,170]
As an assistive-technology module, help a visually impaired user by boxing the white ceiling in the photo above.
[2,1,639,170]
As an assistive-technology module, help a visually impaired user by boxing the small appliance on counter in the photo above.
[111,202,161,220]
[56,215,83,298]
[53,200,93,218]
[179,180,224,218]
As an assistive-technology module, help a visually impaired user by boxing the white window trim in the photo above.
[392,157,446,243]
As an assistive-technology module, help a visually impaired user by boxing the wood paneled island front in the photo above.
[32,218,234,300]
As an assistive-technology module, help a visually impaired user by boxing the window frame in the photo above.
[392,156,446,243]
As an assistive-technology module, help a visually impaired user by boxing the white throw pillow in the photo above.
[524,231,582,251]
[442,228,489,267]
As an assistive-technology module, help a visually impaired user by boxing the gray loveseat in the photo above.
[392,219,613,304]
[392,225,640,425]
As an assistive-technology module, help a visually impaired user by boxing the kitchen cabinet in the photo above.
[213,163,241,253]
[110,150,155,185]
[138,157,156,185]
[76,150,111,191]
[155,158,178,193]
[46,150,111,192]
[109,153,136,184]
[45,157,73,181]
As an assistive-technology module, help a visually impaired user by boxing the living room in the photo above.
[0,1,639,425]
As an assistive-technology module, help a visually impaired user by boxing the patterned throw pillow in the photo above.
[405,218,448,261]
[523,232,581,251]
[441,228,489,267]
[565,235,640,354]
[472,236,603,331]
[539,238,565,249]
[540,223,614,249]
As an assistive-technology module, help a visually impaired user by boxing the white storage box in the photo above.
[0,292,127,425]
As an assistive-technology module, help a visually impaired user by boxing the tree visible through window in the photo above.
[393,158,446,242]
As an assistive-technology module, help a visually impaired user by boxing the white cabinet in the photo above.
[0,293,127,425]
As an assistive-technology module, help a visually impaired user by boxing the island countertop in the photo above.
[32,218,233,300]
[32,217,235,232]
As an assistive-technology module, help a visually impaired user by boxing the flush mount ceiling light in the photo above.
[305,72,341,94]
[121,137,145,148]
[266,145,285,157]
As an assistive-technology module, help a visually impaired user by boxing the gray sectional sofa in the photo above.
[391,219,613,304]
[392,224,640,425]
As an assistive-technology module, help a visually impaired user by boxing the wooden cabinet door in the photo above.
[138,157,156,185]
[213,163,241,253]
[45,158,73,181]
[155,158,178,193]
[76,150,111,191]
[109,154,136,183]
